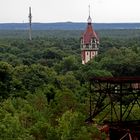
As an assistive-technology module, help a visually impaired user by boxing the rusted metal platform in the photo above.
[87,77,140,140]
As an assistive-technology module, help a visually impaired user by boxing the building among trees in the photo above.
[81,10,99,64]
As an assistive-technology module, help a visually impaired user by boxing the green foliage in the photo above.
[0,30,140,139]
[57,110,85,140]
[98,47,140,76]
[57,110,105,140]
[0,61,14,98]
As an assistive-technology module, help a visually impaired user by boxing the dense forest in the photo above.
[0,29,140,139]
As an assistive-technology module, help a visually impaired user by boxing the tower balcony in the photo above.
[81,44,99,51]
[81,47,99,51]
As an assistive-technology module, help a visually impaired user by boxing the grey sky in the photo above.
[0,0,140,23]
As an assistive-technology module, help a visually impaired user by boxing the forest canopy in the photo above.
[0,29,140,139]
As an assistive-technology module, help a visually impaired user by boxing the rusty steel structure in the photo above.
[87,77,140,139]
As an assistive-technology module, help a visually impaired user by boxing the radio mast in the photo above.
[28,7,32,40]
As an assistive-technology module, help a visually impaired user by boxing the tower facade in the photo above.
[81,14,99,64]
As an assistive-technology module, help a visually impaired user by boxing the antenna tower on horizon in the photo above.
[28,7,32,41]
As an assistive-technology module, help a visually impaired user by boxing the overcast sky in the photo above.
[0,0,140,23]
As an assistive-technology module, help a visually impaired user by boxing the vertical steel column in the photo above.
[110,83,113,123]
[120,83,123,122]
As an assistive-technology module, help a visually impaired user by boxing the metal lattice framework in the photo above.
[87,77,140,139]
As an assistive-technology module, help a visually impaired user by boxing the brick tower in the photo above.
[81,8,99,64]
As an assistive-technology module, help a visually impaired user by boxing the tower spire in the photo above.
[28,7,32,41]
[87,5,92,24]
[80,5,99,64]
[89,5,90,17]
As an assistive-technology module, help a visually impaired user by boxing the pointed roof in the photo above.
[82,16,99,45]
